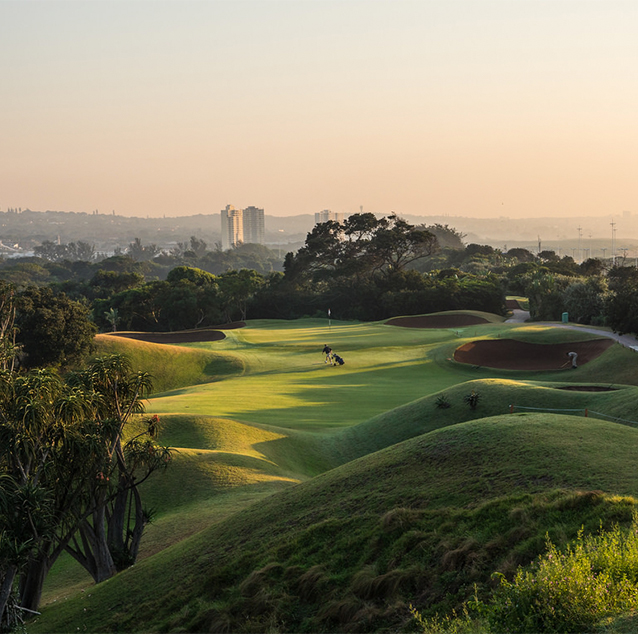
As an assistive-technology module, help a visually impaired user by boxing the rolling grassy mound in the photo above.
[33,414,638,633]
[94,334,244,393]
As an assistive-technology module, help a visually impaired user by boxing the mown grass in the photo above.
[33,312,638,631]
[94,334,244,393]
[31,414,638,633]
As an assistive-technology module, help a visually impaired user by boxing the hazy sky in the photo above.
[1,1,637,218]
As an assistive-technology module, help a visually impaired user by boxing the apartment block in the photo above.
[243,206,265,245]
[315,209,344,224]
[221,204,265,249]
[221,205,244,250]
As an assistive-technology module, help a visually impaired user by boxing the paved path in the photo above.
[505,309,530,323]
[505,309,638,351]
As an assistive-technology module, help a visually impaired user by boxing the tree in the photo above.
[0,355,171,616]
[104,307,119,332]
[127,238,160,262]
[506,248,536,263]
[15,287,97,369]
[218,270,264,322]
[0,282,18,372]
[285,213,438,282]
[65,355,171,580]
[0,369,109,612]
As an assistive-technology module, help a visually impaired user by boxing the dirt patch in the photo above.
[386,314,490,329]
[105,329,227,344]
[453,338,614,370]
[557,385,618,392]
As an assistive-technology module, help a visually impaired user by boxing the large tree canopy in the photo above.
[285,213,439,282]
[15,287,97,369]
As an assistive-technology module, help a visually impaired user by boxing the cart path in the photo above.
[505,309,638,351]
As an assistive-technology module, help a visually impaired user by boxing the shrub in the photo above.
[435,394,452,409]
[464,391,480,410]
[488,520,638,632]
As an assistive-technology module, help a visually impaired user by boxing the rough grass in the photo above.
[31,414,638,633]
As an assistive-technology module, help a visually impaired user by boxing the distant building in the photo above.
[315,209,344,224]
[220,204,265,249]
[243,206,265,245]
[221,205,244,250]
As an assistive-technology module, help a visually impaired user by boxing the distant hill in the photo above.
[3,208,638,259]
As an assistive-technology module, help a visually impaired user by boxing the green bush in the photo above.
[488,519,638,633]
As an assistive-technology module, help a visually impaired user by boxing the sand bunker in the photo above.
[386,314,490,329]
[454,338,614,370]
[106,328,227,344]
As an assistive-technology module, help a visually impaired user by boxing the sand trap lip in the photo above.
[557,385,617,392]
[104,328,228,344]
[386,314,490,328]
[453,338,614,370]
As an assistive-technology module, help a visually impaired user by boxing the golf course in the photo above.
[29,310,638,633]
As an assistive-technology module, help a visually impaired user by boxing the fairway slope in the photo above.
[33,414,638,634]
[330,377,638,463]
[95,334,244,393]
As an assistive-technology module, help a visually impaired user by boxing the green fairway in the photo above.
[145,317,507,428]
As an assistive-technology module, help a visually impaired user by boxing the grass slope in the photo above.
[33,414,638,633]
[94,334,244,393]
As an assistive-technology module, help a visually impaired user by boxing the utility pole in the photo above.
[611,219,617,266]
[577,226,582,263]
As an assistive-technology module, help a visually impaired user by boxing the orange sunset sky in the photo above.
[1,1,637,219]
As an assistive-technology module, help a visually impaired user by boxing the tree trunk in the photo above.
[127,485,146,564]
[107,483,129,558]
[0,564,17,626]
[19,554,49,613]
[67,505,117,583]
[90,504,117,582]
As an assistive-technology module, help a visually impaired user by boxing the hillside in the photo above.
[32,414,638,633]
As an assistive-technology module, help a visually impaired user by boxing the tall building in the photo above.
[243,206,265,245]
[221,204,265,249]
[221,205,244,250]
[315,209,344,224]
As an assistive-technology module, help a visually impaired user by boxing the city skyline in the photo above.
[1,1,637,219]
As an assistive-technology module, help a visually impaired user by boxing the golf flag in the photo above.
[328,308,331,317]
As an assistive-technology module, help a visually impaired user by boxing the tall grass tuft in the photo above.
[488,517,638,633]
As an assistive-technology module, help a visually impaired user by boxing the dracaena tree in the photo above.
[0,368,108,614]
[65,355,171,581]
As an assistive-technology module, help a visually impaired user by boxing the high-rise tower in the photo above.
[243,206,265,245]
[221,205,244,250]
[221,205,265,249]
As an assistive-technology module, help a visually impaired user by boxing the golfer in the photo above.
[322,344,332,364]
[567,351,578,369]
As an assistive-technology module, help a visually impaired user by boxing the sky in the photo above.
[1,0,637,219]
